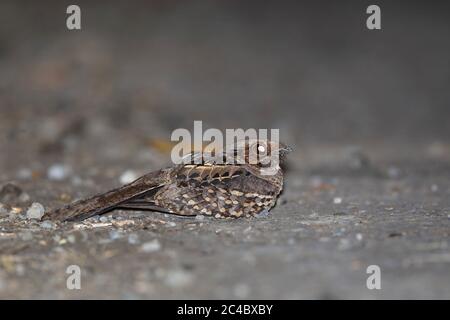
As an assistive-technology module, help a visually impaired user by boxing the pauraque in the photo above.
[43,139,291,221]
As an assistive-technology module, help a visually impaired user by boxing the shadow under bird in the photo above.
[42,139,292,221]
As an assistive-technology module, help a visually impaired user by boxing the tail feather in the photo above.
[42,169,168,221]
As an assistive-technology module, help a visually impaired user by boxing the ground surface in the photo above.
[0,1,449,299]
[0,145,449,299]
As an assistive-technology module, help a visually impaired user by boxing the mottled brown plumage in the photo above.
[42,139,291,221]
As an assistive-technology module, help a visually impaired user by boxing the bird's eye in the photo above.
[257,144,265,153]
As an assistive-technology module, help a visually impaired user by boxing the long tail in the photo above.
[42,169,168,222]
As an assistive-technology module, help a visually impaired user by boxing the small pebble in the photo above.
[109,230,122,240]
[195,215,205,221]
[15,264,26,276]
[356,233,363,241]
[164,269,193,288]
[119,170,138,184]
[431,184,438,192]
[40,220,54,229]
[128,234,140,245]
[140,239,161,253]
[47,164,71,181]
[99,216,109,223]
[387,166,400,179]
[9,207,24,219]
[59,193,71,202]
[26,202,45,220]
[333,197,342,204]
[166,221,177,227]
[67,234,76,244]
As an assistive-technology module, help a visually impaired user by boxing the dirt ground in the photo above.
[0,1,449,299]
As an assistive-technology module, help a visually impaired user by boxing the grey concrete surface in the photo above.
[0,1,449,299]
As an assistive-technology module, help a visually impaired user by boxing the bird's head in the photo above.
[226,139,292,174]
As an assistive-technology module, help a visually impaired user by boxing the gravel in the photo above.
[26,203,45,220]
[0,1,449,300]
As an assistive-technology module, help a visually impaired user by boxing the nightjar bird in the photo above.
[43,139,292,221]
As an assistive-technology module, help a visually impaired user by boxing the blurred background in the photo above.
[0,0,449,299]
[1,0,449,173]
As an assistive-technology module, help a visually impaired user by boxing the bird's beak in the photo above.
[279,144,293,157]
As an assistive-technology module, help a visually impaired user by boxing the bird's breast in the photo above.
[154,165,282,218]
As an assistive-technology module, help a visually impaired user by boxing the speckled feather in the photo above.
[42,140,289,221]
[137,164,283,218]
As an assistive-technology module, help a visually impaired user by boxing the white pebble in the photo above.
[431,184,438,192]
[40,220,54,229]
[166,221,177,227]
[333,197,342,204]
[164,269,193,288]
[128,234,140,245]
[119,170,138,184]
[195,215,205,221]
[47,164,70,181]
[109,230,122,240]
[67,234,76,244]
[140,239,161,253]
[26,202,45,220]
[15,264,25,276]
[356,233,363,241]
